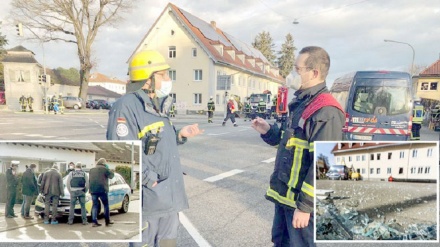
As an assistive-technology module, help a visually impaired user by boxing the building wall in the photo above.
[334,143,438,181]
[0,143,96,174]
[89,82,126,95]
[416,77,440,102]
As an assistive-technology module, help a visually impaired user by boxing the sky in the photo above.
[316,142,338,166]
[1,0,439,86]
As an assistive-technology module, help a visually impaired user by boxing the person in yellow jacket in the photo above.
[411,98,424,140]
[19,95,27,112]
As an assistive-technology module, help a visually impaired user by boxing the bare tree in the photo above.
[10,0,132,100]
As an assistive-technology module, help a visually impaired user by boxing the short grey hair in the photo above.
[299,46,330,80]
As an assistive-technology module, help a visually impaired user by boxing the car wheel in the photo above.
[73,104,79,110]
[118,195,129,213]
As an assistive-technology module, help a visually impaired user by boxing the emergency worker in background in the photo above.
[411,98,424,140]
[27,94,34,112]
[106,50,203,247]
[169,102,176,118]
[19,95,27,112]
[252,46,345,247]
[243,97,252,122]
[207,96,215,123]
[222,98,238,127]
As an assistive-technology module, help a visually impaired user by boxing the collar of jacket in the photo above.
[134,89,173,118]
[294,82,328,100]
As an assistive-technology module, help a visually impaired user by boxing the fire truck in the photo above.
[248,90,273,119]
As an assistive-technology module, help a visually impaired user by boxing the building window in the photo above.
[194,69,203,81]
[430,82,438,90]
[169,46,176,58]
[194,93,202,104]
[370,168,374,174]
[399,167,404,174]
[337,157,340,163]
[169,70,176,81]
[376,168,380,174]
[348,156,352,162]
[370,154,374,160]
[400,151,405,159]
[377,153,381,160]
[361,168,365,174]
[418,167,423,174]
[410,167,416,174]
[425,167,431,174]
[362,155,365,161]
[412,149,418,158]
[388,152,392,159]
[387,168,392,174]
[356,155,360,161]
[192,48,197,57]
[427,148,433,157]
[216,94,220,104]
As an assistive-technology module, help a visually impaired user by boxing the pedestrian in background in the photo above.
[89,158,114,227]
[5,160,20,218]
[65,162,75,176]
[107,50,203,247]
[27,94,34,112]
[222,97,238,127]
[40,164,64,225]
[252,46,344,247]
[67,162,89,225]
[21,163,38,219]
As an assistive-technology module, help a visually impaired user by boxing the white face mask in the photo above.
[156,80,172,98]
[286,71,302,91]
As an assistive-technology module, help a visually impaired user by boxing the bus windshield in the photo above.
[352,86,410,115]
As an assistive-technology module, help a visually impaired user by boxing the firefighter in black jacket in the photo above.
[5,160,20,218]
[207,96,215,123]
[252,46,344,247]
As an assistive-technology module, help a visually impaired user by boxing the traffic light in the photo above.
[16,23,23,37]
[38,74,47,83]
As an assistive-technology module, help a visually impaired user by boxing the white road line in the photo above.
[203,169,244,182]
[262,157,276,163]
[179,212,212,247]
[25,134,44,137]
[10,133,26,135]
[100,125,105,128]
[207,132,229,136]
[0,123,12,125]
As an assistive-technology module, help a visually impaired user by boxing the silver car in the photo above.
[62,96,83,109]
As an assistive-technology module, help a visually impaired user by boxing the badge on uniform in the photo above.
[116,123,129,137]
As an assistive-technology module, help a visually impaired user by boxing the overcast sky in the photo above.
[1,0,439,85]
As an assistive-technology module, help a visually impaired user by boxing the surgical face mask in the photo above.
[286,71,303,91]
[156,80,172,98]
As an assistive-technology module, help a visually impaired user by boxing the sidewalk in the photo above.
[0,203,41,233]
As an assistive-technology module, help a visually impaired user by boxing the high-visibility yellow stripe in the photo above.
[286,137,309,149]
[301,182,314,197]
[138,121,165,139]
[291,146,304,188]
[266,187,297,208]
[309,142,314,152]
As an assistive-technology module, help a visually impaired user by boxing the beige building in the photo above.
[89,72,127,95]
[1,46,79,111]
[415,57,440,103]
[331,142,438,182]
[129,3,284,114]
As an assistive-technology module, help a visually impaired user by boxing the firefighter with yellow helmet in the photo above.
[106,50,203,247]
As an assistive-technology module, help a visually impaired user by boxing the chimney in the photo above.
[338,143,341,149]
[210,21,216,30]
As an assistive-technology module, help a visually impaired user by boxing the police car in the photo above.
[35,172,132,218]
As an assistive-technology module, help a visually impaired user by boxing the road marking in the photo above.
[10,133,26,135]
[262,157,276,163]
[203,169,244,182]
[179,212,212,247]
[207,132,229,136]
[25,134,44,137]
[0,123,12,125]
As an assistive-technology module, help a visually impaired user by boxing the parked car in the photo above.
[86,100,95,109]
[34,172,131,218]
[92,99,111,109]
[62,96,83,110]
[326,165,349,180]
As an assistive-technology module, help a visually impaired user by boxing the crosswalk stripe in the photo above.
[203,169,244,182]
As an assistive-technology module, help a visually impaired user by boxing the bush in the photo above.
[115,165,131,188]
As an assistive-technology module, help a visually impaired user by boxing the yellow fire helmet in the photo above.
[128,50,170,82]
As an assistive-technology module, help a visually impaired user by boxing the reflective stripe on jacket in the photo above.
[261,83,345,213]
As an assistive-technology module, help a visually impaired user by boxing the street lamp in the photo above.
[384,39,415,76]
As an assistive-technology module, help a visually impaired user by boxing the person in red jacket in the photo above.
[222,98,238,127]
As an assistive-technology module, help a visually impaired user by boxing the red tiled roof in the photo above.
[89,72,126,85]
[420,59,440,76]
[331,142,393,153]
[169,3,284,83]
